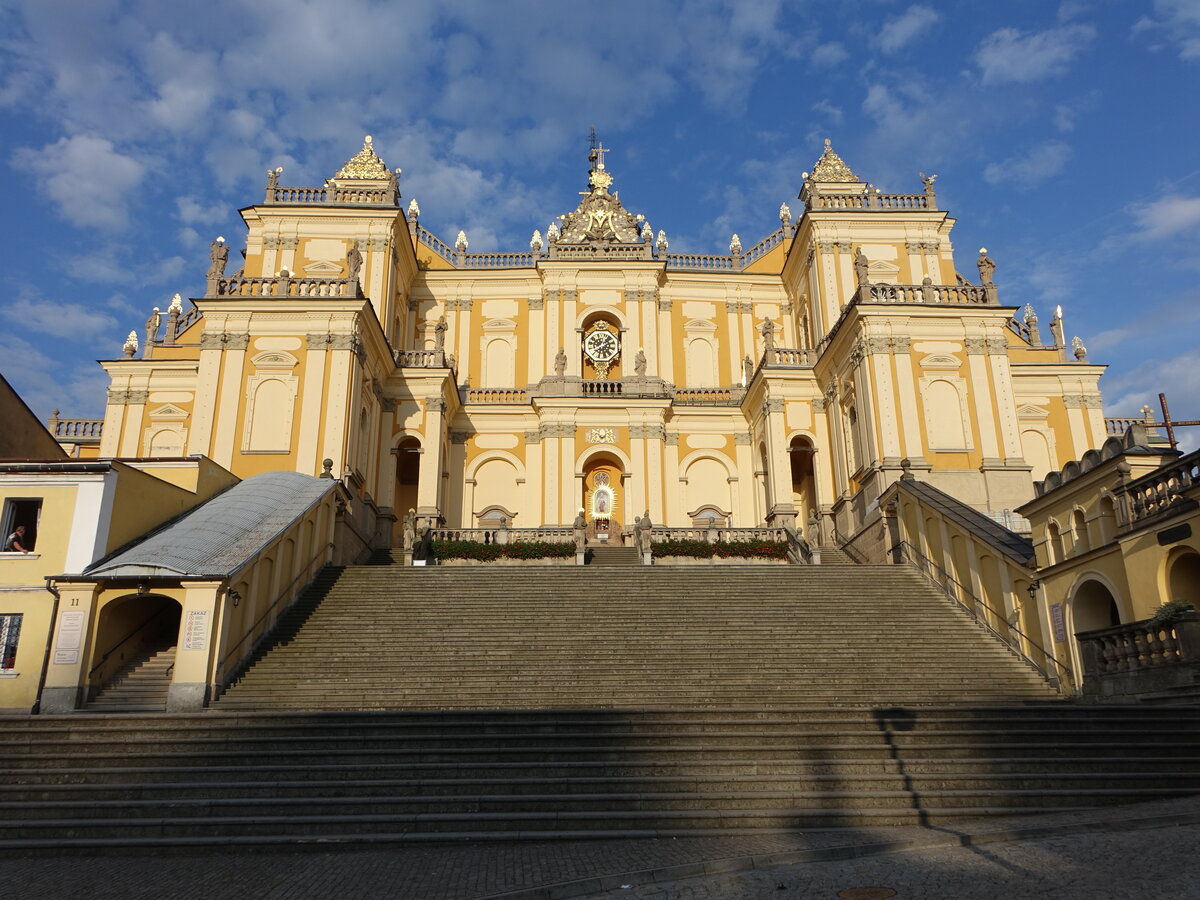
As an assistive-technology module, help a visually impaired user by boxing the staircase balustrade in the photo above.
[764,347,816,367]
[431,527,575,545]
[866,282,993,305]
[673,387,745,406]
[395,349,447,368]
[582,379,623,396]
[891,540,1070,688]
[461,387,528,405]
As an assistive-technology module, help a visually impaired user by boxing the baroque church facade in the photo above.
[94,136,1108,545]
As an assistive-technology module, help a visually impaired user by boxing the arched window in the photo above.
[1072,508,1090,555]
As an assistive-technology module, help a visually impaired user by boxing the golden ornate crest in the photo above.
[810,138,860,183]
[334,135,392,180]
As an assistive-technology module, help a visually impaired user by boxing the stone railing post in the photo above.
[1172,613,1200,662]
[574,526,586,565]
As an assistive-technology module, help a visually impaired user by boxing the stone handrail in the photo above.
[430,527,575,544]
[416,225,455,259]
[461,251,534,269]
[742,228,785,265]
[50,418,103,439]
[212,275,360,298]
[1077,613,1200,680]
[1007,317,1033,344]
[1118,449,1200,526]
[664,253,737,271]
[462,388,527,405]
[266,184,398,206]
[582,380,623,396]
[865,282,994,305]
[176,306,202,334]
[650,526,790,544]
[396,349,447,368]
[809,191,931,211]
[674,387,745,406]
[765,347,816,367]
[1105,415,1156,436]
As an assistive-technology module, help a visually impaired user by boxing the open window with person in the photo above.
[2,499,41,553]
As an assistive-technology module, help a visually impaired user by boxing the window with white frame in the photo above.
[0,614,21,670]
[2,498,42,552]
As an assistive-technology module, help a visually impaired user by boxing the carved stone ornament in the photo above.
[334,135,393,181]
[523,430,542,444]
[586,427,617,444]
[556,150,643,244]
[734,432,753,445]
[425,397,446,413]
[813,396,827,413]
[665,432,680,446]
[809,138,861,183]
[765,398,786,413]
[528,294,544,311]
[450,431,470,444]
[965,337,989,355]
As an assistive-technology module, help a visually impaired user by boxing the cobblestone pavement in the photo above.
[2,796,1199,900]
[581,823,1200,899]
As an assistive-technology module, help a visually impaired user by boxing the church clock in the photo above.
[583,321,620,379]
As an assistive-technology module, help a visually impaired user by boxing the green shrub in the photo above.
[650,539,713,558]
[1148,599,1196,627]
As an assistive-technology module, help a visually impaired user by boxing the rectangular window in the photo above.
[0,614,21,670]
[2,499,42,552]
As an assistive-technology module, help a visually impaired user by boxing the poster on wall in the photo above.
[52,610,86,665]
[183,609,210,651]
[1050,603,1067,643]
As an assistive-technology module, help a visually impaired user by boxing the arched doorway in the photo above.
[789,435,817,533]
[89,593,182,697]
[394,436,421,543]
[1072,579,1121,633]
[1168,550,1200,604]
[582,453,624,544]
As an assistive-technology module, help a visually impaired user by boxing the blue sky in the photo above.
[1,0,1198,449]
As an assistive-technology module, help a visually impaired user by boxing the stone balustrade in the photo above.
[212,275,360,298]
[650,526,790,544]
[461,251,534,269]
[50,417,104,439]
[664,252,736,271]
[395,349,447,369]
[1105,415,1155,436]
[1118,449,1200,526]
[765,347,816,367]
[461,388,527,405]
[266,185,398,206]
[176,306,202,334]
[673,387,745,406]
[430,527,574,544]
[865,282,994,305]
[742,229,785,265]
[416,225,455,259]
[582,380,624,396]
[1077,612,1200,699]
[808,191,931,211]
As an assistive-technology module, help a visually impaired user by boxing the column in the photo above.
[656,292,674,383]
[528,294,546,382]
[645,423,665,523]
[320,337,355,473]
[725,298,743,380]
[188,335,225,457]
[665,432,683,525]
[764,398,797,527]
[868,342,903,460]
[416,396,445,523]
[891,337,922,458]
[446,431,469,528]
[210,332,250,469]
[118,390,147,457]
[558,426,576,526]
[987,340,1023,458]
[541,423,560,524]
[966,338,1002,460]
[297,335,330,475]
[524,431,544,526]
[629,425,648,520]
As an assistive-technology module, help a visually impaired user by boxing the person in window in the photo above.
[4,525,30,554]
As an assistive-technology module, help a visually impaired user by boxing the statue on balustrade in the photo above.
[412,525,435,563]
[977,248,996,286]
[853,247,870,287]
[759,317,775,351]
[434,318,447,352]
[346,246,363,283]
[554,346,567,377]
[634,348,647,377]
[144,307,160,347]
[207,238,229,278]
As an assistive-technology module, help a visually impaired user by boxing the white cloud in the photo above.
[811,99,843,123]
[0,334,110,419]
[976,24,1096,84]
[1130,195,1200,241]
[878,5,939,54]
[176,196,226,227]
[11,135,145,229]
[983,141,1071,186]
[1134,0,1200,61]
[2,296,118,342]
[1104,349,1200,450]
[810,42,848,67]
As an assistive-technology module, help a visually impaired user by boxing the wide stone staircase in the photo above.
[215,564,1056,710]
[3,561,1197,850]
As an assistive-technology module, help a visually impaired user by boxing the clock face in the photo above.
[584,330,619,362]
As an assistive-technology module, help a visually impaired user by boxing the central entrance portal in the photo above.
[582,455,623,544]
